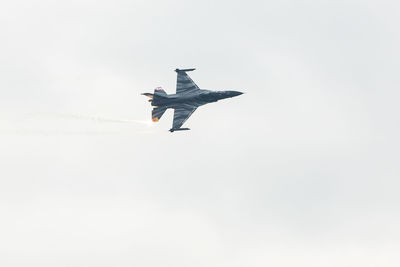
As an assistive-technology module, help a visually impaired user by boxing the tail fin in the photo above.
[142,87,168,105]
[154,86,167,97]
[142,87,168,98]
[152,106,167,122]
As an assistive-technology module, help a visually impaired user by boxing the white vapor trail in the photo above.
[27,112,154,126]
[62,113,153,126]
[0,112,161,136]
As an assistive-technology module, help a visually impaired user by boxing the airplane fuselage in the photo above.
[151,89,242,108]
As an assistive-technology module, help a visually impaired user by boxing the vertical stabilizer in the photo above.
[154,86,167,96]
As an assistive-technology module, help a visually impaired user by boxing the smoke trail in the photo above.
[0,112,163,136]
[0,129,120,136]
[26,112,154,126]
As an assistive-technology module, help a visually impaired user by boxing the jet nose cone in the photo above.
[227,91,243,97]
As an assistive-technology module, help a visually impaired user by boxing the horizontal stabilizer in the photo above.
[175,68,195,72]
[142,93,153,98]
[169,128,190,132]
[152,106,167,122]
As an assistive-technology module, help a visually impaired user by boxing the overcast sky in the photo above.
[1,0,400,266]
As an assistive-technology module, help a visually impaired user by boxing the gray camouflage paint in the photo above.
[143,68,243,132]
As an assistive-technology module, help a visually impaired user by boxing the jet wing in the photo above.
[170,104,197,132]
[175,68,200,94]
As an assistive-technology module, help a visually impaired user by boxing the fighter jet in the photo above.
[142,68,243,132]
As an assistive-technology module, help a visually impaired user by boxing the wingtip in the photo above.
[169,128,190,132]
[175,68,196,73]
